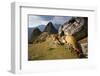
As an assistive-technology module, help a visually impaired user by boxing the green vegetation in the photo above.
[28,37,79,60]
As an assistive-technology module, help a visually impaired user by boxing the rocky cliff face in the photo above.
[58,17,88,41]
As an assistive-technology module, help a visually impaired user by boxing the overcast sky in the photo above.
[28,15,72,28]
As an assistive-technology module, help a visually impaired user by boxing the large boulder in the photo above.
[58,17,88,41]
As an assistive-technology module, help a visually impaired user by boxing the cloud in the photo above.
[39,15,54,21]
[50,16,72,24]
[29,15,49,27]
[28,15,72,28]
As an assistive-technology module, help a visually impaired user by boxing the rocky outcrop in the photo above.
[58,17,88,41]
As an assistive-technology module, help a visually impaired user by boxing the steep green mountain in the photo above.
[44,22,58,34]
[29,27,42,43]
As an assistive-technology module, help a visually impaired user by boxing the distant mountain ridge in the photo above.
[38,25,46,32]
[28,27,34,41]
[54,24,61,30]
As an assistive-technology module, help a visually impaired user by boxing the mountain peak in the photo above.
[44,22,58,34]
[30,27,42,42]
[48,22,53,24]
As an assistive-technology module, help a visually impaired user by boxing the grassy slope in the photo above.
[28,37,79,60]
